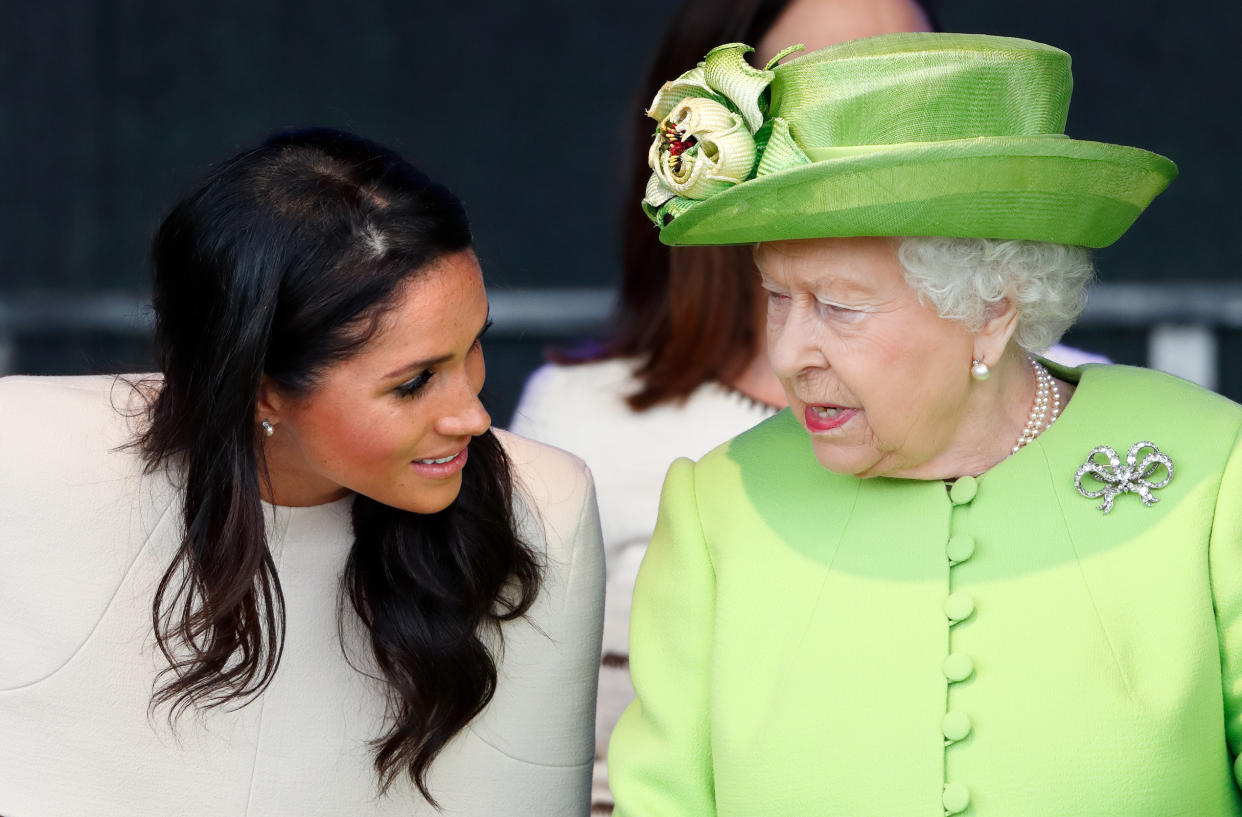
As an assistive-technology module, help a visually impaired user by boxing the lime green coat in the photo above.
[609,364,1242,816]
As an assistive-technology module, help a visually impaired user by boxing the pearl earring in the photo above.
[261,419,275,437]
[971,359,991,381]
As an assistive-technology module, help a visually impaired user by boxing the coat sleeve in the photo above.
[1210,423,1242,789]
[467,433,605,815]
[609,457,717,816]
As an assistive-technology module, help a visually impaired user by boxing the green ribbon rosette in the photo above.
[643,43,805,226]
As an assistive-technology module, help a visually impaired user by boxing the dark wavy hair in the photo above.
[137,128,540,803]
[586,0,939,409]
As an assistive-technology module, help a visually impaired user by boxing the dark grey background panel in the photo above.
[1,0,668,291]
[935,0,1241,291]
[1,0,1238,420]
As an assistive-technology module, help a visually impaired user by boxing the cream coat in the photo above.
[0,375,604,817]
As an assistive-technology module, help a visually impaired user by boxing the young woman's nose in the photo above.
[435,375,491,438]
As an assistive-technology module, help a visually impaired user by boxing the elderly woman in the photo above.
[608,33,1242,816]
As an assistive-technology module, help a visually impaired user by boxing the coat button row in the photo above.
[949,475,978,505]
[943,782,971,814]
[942,710,972,743]
[944,482,976,813]
[946,534,975,564]
[944,592,975,623]
[943,653,974,683]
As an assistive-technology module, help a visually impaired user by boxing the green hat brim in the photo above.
[657,135,1177,248]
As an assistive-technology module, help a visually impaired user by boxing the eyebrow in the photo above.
[762,272,873,299]
[813,276,873,299]
[381,308,492,380]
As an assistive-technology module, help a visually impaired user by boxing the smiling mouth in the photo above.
[409,447,470,478]
[413,451,463,465]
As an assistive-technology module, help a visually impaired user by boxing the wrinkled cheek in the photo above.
[777,378,801,406]
[877,394,953,462]
[854,397,921,461]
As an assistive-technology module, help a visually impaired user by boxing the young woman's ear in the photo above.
[255,375,285,431]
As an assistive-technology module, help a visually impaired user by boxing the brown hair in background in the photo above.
[558,0,940,410]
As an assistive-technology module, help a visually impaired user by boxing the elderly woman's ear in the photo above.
[971,297,1020,370]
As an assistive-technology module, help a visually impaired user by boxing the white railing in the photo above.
[2,285,1240,391]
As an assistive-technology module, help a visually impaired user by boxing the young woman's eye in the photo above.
[395,369,434,398]
[471,319,494,352]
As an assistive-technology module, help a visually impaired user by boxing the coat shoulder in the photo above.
[1083,364,1241,418]
[494,428,598,561]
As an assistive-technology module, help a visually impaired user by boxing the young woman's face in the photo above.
[262,249,491,512]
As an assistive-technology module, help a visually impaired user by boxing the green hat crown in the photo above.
[643,33,1176,248]
[774,34,1071,148]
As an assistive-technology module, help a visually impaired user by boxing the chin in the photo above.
[378,475,464,515]
[811,442,880,479]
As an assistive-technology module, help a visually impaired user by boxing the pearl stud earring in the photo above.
[971,359,990,381]
[261,419,275,437]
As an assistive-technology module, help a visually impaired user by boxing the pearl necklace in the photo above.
[1012,357,1061,454]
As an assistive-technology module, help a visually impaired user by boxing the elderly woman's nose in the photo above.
[767,311,825,376]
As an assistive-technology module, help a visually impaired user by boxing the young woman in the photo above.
[0,129,603,816]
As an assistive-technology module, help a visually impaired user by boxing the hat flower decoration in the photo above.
[642,33,1177,249]
[643,42,803,224]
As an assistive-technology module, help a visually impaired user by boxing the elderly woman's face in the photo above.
[757,237,977,479]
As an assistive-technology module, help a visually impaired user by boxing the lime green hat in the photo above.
[642,33,1176,248]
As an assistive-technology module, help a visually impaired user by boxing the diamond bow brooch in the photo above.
[1074,441,1174,514]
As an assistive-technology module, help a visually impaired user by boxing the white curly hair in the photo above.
[896,237,1094,352]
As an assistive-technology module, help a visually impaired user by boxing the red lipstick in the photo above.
[804,404,859,432]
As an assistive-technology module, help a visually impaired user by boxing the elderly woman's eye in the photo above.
[765,289,791,306]
[816,299,863,320]
[395,369,434,399]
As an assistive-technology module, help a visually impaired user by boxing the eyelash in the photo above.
[393,319,493,400]
[395,370,434,399]
[817,299,858,317]
[766,289,864,324]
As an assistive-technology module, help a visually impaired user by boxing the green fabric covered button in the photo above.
[946,534,976,564]
[943,652,974,682]
[942,710,972,742]
[949,476,978,505]
[943,782,971,814]
[944,592,975,623]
